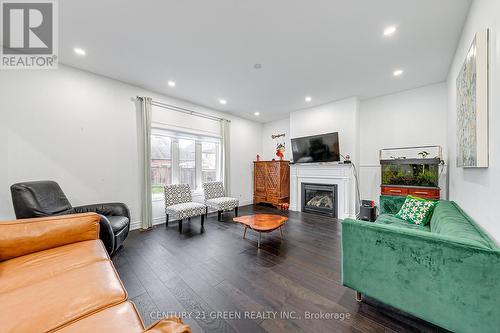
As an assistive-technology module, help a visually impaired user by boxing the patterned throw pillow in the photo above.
[395,195,437,225]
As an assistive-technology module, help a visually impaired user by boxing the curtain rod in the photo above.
[137,96,230,122]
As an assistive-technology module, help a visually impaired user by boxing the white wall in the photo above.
[0,65,263,226]
[359,83,448,203]
[261,118,291,161]
[446,0,500,242]
[289,97,360,165]
[261,98,360,164]
[226,117,263,207]
[0,113,8,215]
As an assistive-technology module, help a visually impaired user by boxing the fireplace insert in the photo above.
[301,183,337,217]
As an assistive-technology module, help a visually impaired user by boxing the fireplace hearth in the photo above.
[301,183,337,217]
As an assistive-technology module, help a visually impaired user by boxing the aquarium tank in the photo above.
[381,158,440,188]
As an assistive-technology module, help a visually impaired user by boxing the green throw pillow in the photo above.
[395,195,437,226]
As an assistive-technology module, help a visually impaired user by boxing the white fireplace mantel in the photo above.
[289,162,357,219]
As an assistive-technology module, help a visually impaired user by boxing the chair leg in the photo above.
[201,214,205,228]
[166,214,169,227]
[355,291,362,302]
[217,210,222,221]
[243,226,247,239]
[205,206,208,217]
[178,219,183,233]
[234,206,239,217]
[258,232,261,248]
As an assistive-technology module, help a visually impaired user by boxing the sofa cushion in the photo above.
[107,215,130,232]
[430,201,496,249]
[0,240,108,293]
[375,214,430,232]
[0,260,127,333]
[56,301,144,333]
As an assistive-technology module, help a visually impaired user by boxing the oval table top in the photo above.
[233,214,287,232]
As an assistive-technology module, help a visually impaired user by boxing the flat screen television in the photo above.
[291,132,340,163]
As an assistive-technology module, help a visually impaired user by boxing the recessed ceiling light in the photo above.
[254,111,260,116]
[393,69,404,77]
[74,47,86,56]
[218,99,227,105]
[383,26,397,36]
[305,96,312,102]
[168,80,176,87]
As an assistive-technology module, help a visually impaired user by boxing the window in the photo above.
[151,129,221,197]
[178,138,196,189]
[151,135,172,195]
[202,142,219,182]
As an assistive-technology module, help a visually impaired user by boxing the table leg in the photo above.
[280,226,284,240]
[243,227,247,239]
[258,232,261,248]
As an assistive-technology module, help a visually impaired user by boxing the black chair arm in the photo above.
[73,202,130,220]
[96,215,115,254]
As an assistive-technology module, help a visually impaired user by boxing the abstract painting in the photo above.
[456,29,489,168]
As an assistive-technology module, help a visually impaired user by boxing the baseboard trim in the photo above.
[130,200,254,231]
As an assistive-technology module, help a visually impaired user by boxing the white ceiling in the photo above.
[60,0,471,122]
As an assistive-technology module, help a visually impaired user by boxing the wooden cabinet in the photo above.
[381,186,409,196]
[381,185,440,200]
[408,187,440,199]
[254,161,290,206]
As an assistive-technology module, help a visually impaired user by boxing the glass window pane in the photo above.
[151,135,172,194]
[202,142,219,183]
[179,138,196,188]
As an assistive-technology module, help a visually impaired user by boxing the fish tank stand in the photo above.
[380,146,442,199]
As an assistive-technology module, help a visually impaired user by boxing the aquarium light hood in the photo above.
[379,145,443,161]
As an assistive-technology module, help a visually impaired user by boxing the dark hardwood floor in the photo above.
[113,204,448,333]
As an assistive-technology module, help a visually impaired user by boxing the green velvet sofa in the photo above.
[342,195,500,333]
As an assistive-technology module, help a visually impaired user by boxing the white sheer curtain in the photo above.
[139,96,153,229]
[220,119,231,196]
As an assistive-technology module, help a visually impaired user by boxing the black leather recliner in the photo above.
[10,180,130,255]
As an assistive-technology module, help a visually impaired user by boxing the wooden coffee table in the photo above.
[233,214,287,248]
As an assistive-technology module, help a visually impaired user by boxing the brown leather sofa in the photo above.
[0,213,191,333]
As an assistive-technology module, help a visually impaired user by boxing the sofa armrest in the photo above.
[74,202,130,219]
[341,218,500,333]
[0,213,100,261]
[144,317,191,333]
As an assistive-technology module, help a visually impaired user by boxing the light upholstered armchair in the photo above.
[164,184,206,233]
[202,182,239,221]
